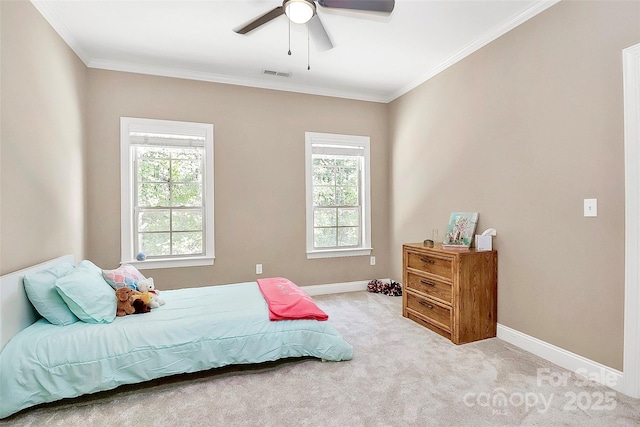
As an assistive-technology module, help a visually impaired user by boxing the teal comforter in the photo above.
[0,282,353,418]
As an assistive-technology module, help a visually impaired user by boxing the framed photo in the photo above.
[443,212,478,248]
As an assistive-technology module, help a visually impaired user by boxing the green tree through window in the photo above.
[305,132,371,259]
[312,155,361,248]
[135,146,204,257]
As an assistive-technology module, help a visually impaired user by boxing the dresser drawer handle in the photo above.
[418,301,434,309]
[420,257,435,264]
[420,279,435,287]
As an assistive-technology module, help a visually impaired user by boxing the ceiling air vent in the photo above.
[262,69,291,78]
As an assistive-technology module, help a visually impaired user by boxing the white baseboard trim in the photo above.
[302,279,388,296]
[304,288,628,394]
[497,324,624,393]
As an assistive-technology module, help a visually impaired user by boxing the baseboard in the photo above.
[302,279,387,296]
[497,324,625,393]
[305,288,627,393]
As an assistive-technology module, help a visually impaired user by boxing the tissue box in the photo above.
[475,235,492,251]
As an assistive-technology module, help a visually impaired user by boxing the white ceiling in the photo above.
[32,0,559,103]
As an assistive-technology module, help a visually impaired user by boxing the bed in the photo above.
[0,255,353,418]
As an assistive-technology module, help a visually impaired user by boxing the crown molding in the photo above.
[387,0,561,102]
[87,58,388,103]
[30,0,386,102]
[30,0,91,64]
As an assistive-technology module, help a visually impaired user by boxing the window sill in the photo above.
[306,248,372,259]
[121,256,214,270]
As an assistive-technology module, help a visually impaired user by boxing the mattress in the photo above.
[0,282,353,418]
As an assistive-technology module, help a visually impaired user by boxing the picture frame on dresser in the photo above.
[442,212,478,248]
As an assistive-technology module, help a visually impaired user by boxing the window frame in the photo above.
[305,132,372,259]
[120,117,215,269]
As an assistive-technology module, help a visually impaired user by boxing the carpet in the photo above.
[1,291,639,426]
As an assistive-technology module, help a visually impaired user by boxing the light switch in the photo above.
[584,199,597,217]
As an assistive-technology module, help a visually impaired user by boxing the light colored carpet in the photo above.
[1,291,639,426]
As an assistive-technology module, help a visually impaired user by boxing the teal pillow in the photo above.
[55,260,116,324]
[23,262,79,325]
[76,259,103,275]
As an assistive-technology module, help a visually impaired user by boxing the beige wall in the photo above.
[389,0,640,370]
[85,70,391,288]
[0,0,87,275]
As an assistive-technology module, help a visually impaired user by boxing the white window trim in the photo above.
[120,117,215,269]
[305,132,372,259]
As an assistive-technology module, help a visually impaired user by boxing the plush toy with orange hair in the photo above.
[130,290,152,313]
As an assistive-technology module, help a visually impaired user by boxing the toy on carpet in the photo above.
[116,287,136,317]
[137,277,165,308]
[367,279,402,296]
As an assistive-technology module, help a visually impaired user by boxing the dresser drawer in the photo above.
[406,292,451,331]
[407,312,451,340]
[406,251,453,280]
[406,271,452,304]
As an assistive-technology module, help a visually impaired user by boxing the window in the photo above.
[120,118,214,269]
[305,132,372,259]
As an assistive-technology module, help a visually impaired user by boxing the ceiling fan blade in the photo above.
[317,0,395,14]
[308,14,333,51]
[233,6,284,34]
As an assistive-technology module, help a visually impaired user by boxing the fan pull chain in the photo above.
[307,25,310,70]
[288,18,291,56]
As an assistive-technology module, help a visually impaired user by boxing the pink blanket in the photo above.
[257,277,328,321]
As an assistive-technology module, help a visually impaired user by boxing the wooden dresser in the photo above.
[402,243,497,344]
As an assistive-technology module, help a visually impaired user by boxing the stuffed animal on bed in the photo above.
[130,290,151,305]
[115,287,136,317]
[130,290,152,313]
[131,297,151,314]
[137,278,165,308]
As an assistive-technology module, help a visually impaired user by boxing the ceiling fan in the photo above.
[233,0,395,51]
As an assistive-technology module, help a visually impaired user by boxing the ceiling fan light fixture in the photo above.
[284,0,315,24]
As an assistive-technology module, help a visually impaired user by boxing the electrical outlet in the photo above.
[370,256,376,266]
[256,264,262,274]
